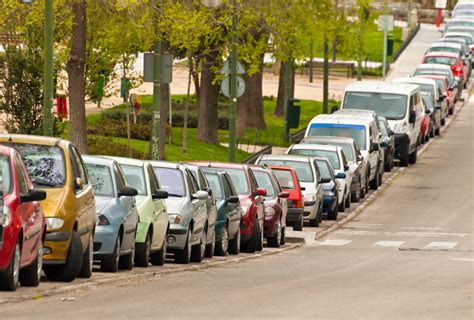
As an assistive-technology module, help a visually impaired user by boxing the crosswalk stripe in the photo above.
[317,239,352,246]
[425,242,457,249]
[374,241,405,247]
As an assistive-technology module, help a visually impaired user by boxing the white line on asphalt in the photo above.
[335,230,379,236]
[316,239,352,246]
[425,242,458,250]
[450,258,474,262]
[401,227,444,231]
[375,241,405,247]
[384,231,470,237]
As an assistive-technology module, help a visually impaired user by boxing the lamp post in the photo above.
[20,0,54,136]
[150,0,162,160]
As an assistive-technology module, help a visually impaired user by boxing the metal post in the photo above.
[309,40,314,83]
[407,0,412,29]
[43,0,54,136]
[323,35,329,114]
[228,0,238,162]
[283,52,292,144]
[382,0,388,80]
[151,0,162,160]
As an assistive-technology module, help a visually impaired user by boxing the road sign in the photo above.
[378,15,394,32]
[435,0,447,9]
[143,52,173,84]
[220,59,246,75]
[221,75,246,98]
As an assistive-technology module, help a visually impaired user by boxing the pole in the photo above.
[436,8,442,28]
[407,0,412,29]
[283,52,292,144]
[151,0,162,160]
[228,0,238,162]
[382,0,388,80]
[323,35,329,114]
[309,40,314,83]
[43,0,54,136]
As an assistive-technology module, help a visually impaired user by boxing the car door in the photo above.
[114,164,136,251]
[186,170,206,243]
[368,126,378,178]
[248,169,264,227]
[222,173,241,236]
[270,171,287,225]
[146,164,167,249]
[311,160,324,209]
[340,150,352,196]
[197,169,216,242]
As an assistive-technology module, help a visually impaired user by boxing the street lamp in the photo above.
[20,0,54,136]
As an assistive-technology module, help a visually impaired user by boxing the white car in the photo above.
[286,144,352,212]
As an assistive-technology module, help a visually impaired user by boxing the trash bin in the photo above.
[387,34,394,56]
[287,99,301,129]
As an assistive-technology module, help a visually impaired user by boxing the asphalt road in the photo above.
[2,92,472,320]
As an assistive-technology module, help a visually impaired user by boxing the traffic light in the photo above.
[287,98,301,129]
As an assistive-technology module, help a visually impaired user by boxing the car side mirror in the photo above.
[119,186,138,197]
[205,187,213,196]
[20,189,47,203]
[320,178,331,184]
[278,191,290,199]
[335,172,346,179]
[152,190,168,200]
[409,110,416,124]
[227,195,240,204]
[74,177,84,190]
[256,188,267,196]
[344,165,350,171]
[357,155,364,162]
[193,190,209,201]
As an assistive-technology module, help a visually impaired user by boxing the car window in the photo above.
[120,164,147,196]
[153,167,186,197]
[308,124,367,150]
[221,174,232,197]
[315,160,334,180]
[272,169,295,190]
[147,165,160,195]
[70,146,88,185]
[114,164,127,191]
[185,172,197,195]
[198,170,208,190]
[253,170,276,197]
[340,150,348,168]
[220,168,250,195]
[258,160,314,183]
[288,148,341,170]
[0,156,12,195]
[85,164,114,197]
[14,156,29,195]
[188,169,200,193]
[203,172,224,200]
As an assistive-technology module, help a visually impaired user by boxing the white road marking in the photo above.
[336,230,378,236]
[450,258,474,262]
[384,231,470,238]
[401,227,444,231]
[425,242,458,249]
[375,241,405,247]
[317,239,352,246]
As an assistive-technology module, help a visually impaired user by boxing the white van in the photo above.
[304,113,383,190]
[340,82,422,167]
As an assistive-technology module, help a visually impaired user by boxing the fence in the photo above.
[393,23,421,62]
[241,145,273,164]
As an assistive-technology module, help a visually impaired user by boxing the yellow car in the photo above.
[0,135,96,282]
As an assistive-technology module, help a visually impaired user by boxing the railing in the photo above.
[393,23,421,62]
[241,145,273,164]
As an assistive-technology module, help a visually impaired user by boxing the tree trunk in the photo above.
[160,40,170,160]
[190,56,200,101]
[67,0,87,154]
[275,62,285,117]
[197,49,220,144]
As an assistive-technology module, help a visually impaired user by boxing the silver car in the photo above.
[151,161,209,264]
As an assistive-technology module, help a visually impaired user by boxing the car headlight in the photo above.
[97,214,110,226]
[0,206,12,228]
[168,214,182,224]
[46,217,64,230]
[265,207,276,217]
[304,194,316,202]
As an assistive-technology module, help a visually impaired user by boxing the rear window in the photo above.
[308,124,367,150]
[424,57,458,66]
[257,160,313,183]
[288,148,341,170]
[272,169,295,190]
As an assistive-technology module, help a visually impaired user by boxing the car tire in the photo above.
[204,238,215,259]
[214,226,229,256]
[338,194,346,212]
[149,239,165,266]
[256,221,264,252]
[436,126,441,136]
[449,106,454,115]
[79,235,93,278]
[370,167,380,190]
[101,236,120,273]
[351,183,361,203]
[267,220,282,248]
[228,229,240,255]
[292,216,303,232]
[309,215,319,227]
[19,242,43,287]
[242,221,260,253]
[0,241,20,291]
[365,171,370,194]
[174,229,192,264]
[409,145,418,165]
[135,231,151,267]
[44,231,83,282]
[345,191,351,208]
[441,116,446,126]
[280,226,286,245]
[191,228,206,263]
[119,242,135,270]
[327,206,338,220]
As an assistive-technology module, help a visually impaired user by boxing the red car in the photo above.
[420,97,432,144]
[269,166,304,231]
[422,52,467,90]
[250,166,289,248]
[0,146,46,291]
[416,74,455,117]
[192,162,265,253]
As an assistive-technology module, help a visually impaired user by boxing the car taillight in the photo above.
[454,66,463,76]
[288,199,303,208]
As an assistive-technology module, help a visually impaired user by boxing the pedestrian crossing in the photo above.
[315,239,472,251]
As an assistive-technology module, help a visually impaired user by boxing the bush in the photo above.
[87,136,147,159]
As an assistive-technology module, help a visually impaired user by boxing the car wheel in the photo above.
[101,236,120,273]
[79,235,93,278]
[242,221,260,253]
[441,116,446,125]
[228,229,240,255]
[267,220,282,248]
[435,126,441,136]
[214,226,229,256]
[256,221,264,252]
[119,242,135,270]
[150,238,166,266]
[44,231,83,282]
[365,170,370,194]
[351,182,361,203]
[369,168,380,190]
[0,241,20,291]
[409,144,418,165]
[345,191,351,208]
[327,205,338,221]
[309,212,319,227]
[174,229,192,264]
[191,228,207,263]
[204,237,215,259]
[280,226,286,245]
[135,231,151,267]
[292,215,303,232]
[19,241,43,287]
[338,194,346,212]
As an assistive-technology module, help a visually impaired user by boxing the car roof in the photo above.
[430,42,463,49]
[259,154,316,163]
[344,81,419,95]
[301,136,355,144]
[149,160,185,170]
[190,161,248,170]
[310,113,376,126]
[335,109,378,118]
[416,63,452,71]
[290,143,340,152]
[393,77,438,86]
[0,134,66,147]
[268,165,297,173]
[106,156,146,167]
[424,51,460,58]
[82,155,116,167]
[444,32,474,39]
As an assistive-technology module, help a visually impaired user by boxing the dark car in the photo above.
[314,158,339,220]
[192,162,265,253]
[250,166,289,248]
[378,117,395,172]
[421,92,442,137]
[201,170,242,256]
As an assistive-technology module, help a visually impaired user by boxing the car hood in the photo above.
[165,197,187,214]
[41,188,66,218]
[95,196,114,214]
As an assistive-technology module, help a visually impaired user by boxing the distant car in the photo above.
[420,97,432,144]
[286,143,352,212]
[414,74,452,121]
[414,63,460,103]
[183,163,217,258]
[1,135,96,282]
[314,158,339,220]
[83,156,139,272]
[256,155,325,226]
[300,136,367,202]
[192,162,265,253]
[152,162,209,264]
[109,157,169,267]
[421,92,441,137]
[250,166,289,248]
[377,117,395,172]
[0,146,46,291]
[201,170,242,256]
[422,52,468,90]
[269,166,304,231]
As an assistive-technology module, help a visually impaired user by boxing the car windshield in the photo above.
[445,35,472,45]
[203,172,223,200]
[417,83,436,98]
[422,95,435,112]
[221,168,249,195]
[415,70,453,85]
[424,57,458,66]
[120,164,147,196]
[434,79,447,91]
[85,164,114,197]
[153,167,186,197]
[288,149,341,170]
[428,47,460,54]
[4,143,65,188]
[272,169,295,190]
[315,160,333,180]
[308,124,367,150]
[343,92,408,120]
[447,21,474,28]
[378,120,389,136]
[258,160,313,183]
[0,156,11,195]
[253,171,276,197]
